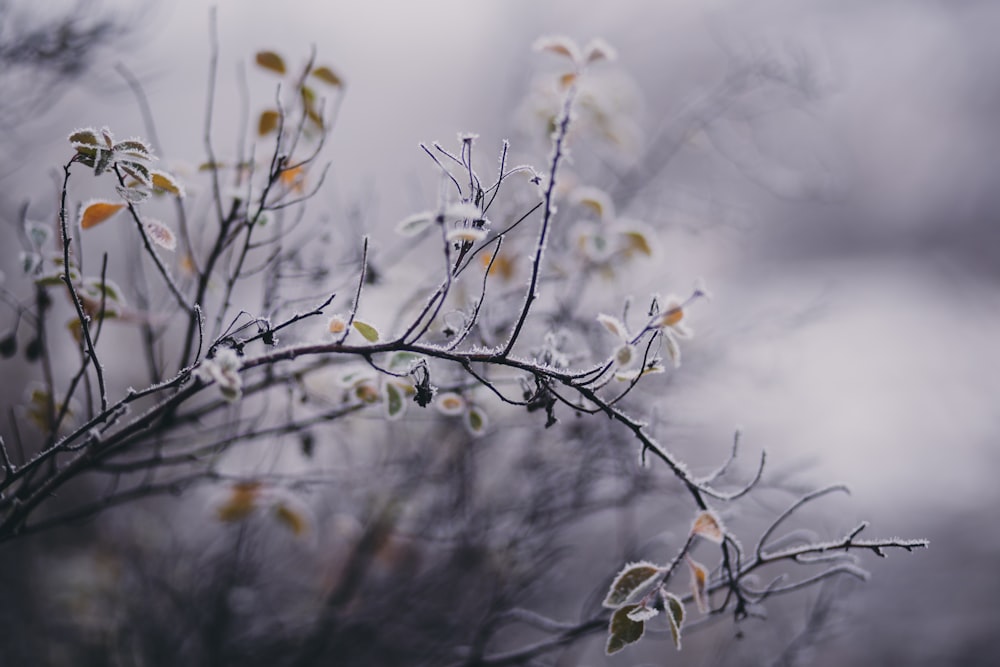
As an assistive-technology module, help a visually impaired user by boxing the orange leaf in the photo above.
[80,201,125,229]
[150,170,184,197]
[217,481,263,522]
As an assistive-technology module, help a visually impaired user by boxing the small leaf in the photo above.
[151,170,185,197]
[311,65,343,87]
[217,481,262,522]
[119,161,152,187]
[622,229,653,256]
[606,604,645,655]
[116,184,150,204]
[68,128,99,147]
[445,201,483,221]
[559,72,577,88]
[691,510,725,544]
[255,50,286,74]
[597,313,628,340]
[435,392,466,416]
[25,220,50,248]
[274,501,309,536]
[100,127,115,149]
[662,589,685,650]
[573,186,615,221]
[584,38,617,64]
[603,561,662,609]
[80,201,125,229]
[327,314,348,335]
[626,605,659,622]
[464,405,488,436]
[396,211,434,236]
[615,344,634,367]
[143,219,177,251]
[113,139,154,161]
[446,228,487,244]
[533,36,582,64]
[384,381,406,420]
[20,252,41,275]
[352,320,380,342]
[354,379,380,404]
[688,557,710,614]
[258,109,280,136]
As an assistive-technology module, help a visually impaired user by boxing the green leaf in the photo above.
[311,65,343,87]
[603,561,662,609]
[119,161,152,187]
[68,128,99,147]
[113,139,154,161]
[352,320,380,342]
[465,405,488,437]
[662,590,685,650]
[383,381,406,420]
[255,50,286,74]
[606,604,644,655]
[388,351,423,371]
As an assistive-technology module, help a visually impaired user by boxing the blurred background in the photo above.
[1,0,998,664]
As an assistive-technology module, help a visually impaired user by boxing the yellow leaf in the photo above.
[559,72,577,88]
[274,502,309,536]
[80,201,125,229]
[151,170,184,197]
[481,252,516,281]
[687,557,710,614]
[280,164,305,192]
[311,65,343,87]
[622,230,652,256]
[352,320,380,342]
[255,50,286,74]
[258,110,280,136]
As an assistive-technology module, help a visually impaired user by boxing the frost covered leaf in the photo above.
[151,170,185,197]
[354,379,380,404]
[533,35,582,65]
[662,590,685,650]
[573,186,615,221]
[79,201,125,229]
[445,201,483,221]
[606,604,645,655]
[311,65,343,87]
[614,364,665,382]
[626,605,659,622]
[115,184,150,204]
[196,348,243,403]
[113,139,154,161]
[688,557,710,614]
[327,314,348,335]
[584,38,618,63]
[691,510,725,544]
[255,50,286,74]
[464,405,488,436]
[258,109,280,136]
[68,128,100,148]
[435,392,466,416]
[383,381,406,420]
[25,220,49,248]
[352,320,380,342]
[446,228,487,244]
[603,561,662,609]
[597,313,628,340]
[216,481,262,522]
[622,229,653,256]
[615,344,634,367]
[20,252,41,274]
[119,161,152,187]
[143,219,177,251]
[396,211,434,236]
